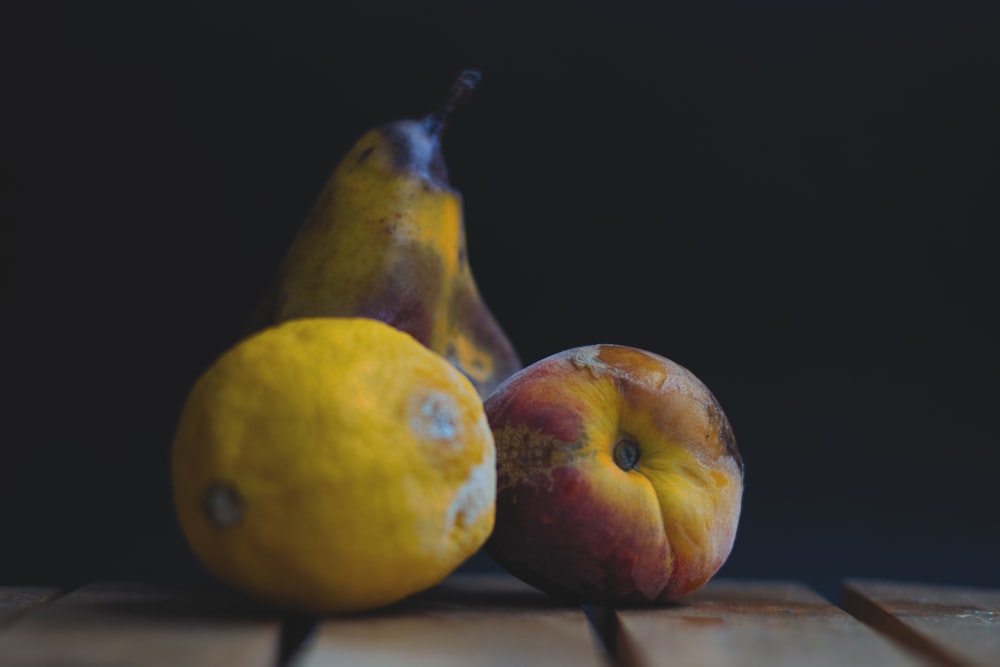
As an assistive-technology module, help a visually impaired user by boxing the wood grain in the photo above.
[292,574,605,667]
[0,581,282,667]
[842,579,1000,667]
[613,579,927,667]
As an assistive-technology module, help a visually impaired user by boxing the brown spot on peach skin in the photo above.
[707,397,742,472]
[493,425,590,490]
[586,344,743,474]
[573,345,691,396]
[486,465,674,605]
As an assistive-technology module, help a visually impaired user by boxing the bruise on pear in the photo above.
[248,72,521,398]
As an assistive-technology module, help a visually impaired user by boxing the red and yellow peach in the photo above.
[484,344,743,604]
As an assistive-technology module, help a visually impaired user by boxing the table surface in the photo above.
[0,574,997,667]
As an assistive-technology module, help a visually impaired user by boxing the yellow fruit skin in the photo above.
[171,318,496,613]
[253,120,521,399]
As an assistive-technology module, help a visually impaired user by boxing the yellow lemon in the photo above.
[171,317,496,613]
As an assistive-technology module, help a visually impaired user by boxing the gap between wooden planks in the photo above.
[292,575,929,667]
[1,576,996,667]
[604,579,927,667]
[843,579,1000,667]
[291,573,606,667]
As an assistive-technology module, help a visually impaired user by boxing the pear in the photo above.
[252,70,521,398]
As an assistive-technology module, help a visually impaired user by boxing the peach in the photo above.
[483,344,743,605]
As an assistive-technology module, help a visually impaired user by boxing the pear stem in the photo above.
[424,69,482,138]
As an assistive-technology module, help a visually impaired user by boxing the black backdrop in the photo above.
[7,1,1000,602]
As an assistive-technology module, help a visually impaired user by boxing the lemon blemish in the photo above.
[411,392,462,442]
[202,480,244,528]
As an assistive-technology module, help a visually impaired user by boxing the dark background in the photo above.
[7,1,1000,603]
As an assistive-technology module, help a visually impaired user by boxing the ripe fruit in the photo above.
[483,344,743,605]
[171,317,496,613]
[250,70,521,398]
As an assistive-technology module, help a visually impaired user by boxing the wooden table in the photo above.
[0,574,996,666]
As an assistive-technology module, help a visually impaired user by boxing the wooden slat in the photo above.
[0,581,282,667]
[293,574,605,667]
[0,588,62,626]
[842,579,1000,667]
[614,580,925,667]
